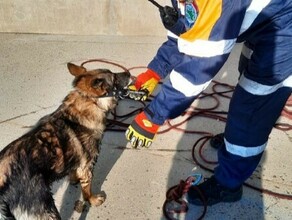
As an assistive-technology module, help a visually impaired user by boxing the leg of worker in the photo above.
[215,85,292,189]
[188,83,291,205]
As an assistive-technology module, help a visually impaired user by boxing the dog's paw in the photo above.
[74,200,86,213]
[88,194,105,206]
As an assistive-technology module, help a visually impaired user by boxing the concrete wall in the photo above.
[0,0,168,36]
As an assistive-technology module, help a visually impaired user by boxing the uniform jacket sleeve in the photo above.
[145,0,250,125]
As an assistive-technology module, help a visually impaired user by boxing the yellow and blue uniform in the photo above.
[145,0,292,189]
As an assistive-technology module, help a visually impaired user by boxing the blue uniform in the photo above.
[145,0,292,188]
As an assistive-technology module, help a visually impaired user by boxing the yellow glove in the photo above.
[129,69,160,101]
[125,111,160,148]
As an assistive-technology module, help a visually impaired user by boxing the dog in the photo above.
[0,63,131,220]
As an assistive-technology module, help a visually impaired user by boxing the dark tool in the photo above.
[148,0,163,10]
[148,0,182,35]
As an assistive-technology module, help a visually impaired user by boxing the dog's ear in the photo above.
[67,63,87,76]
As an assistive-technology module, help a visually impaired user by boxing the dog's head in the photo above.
[67,63,131,99]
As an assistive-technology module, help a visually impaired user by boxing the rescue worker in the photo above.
[125,0,292,205]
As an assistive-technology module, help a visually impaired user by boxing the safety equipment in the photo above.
[125,111,160,148]
[129,69,160,101]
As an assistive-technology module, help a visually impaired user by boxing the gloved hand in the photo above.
[159,6,178,29]
[129,69,160,101]
[125,111,160,148]
[159,6,186,35]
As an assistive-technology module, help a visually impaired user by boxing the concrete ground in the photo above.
[0,33,291,220]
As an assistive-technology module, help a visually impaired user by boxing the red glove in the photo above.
[125,111,160,148]
[129,69,160,100]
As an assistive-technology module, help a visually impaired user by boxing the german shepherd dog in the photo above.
[0,63,131,219]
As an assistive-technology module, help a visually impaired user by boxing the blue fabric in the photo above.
[167,17,187,36]
[237,2,292,85]
[225,86,292,146]
[170,0,178,10]
[214,86,292,188]
[148,37,181,79]
[210,0,251,40]
[148,0,292,125]
[148,48,229,124]
[144,0,292,186]
[215,146,263,189]
[145,79,196,125]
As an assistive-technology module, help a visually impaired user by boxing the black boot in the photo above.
[187,176,243,206]
[210,133,225,149]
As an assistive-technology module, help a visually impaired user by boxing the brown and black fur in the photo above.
[0,63,131,220]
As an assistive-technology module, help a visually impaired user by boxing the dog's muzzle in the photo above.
[105,88,148,100]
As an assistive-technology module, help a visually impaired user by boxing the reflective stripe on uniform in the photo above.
[169,70,212,97]
[172,0,273,57]
[178,1,185,16]
[224,138,267,157]
[241,43,253,59]
[177,38,236,57]
[239,0,272,35]
[239,74,292,95]
[168,0,227,57]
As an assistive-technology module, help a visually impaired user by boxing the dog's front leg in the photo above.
[76,167,105,206]
[68,169,79,185]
